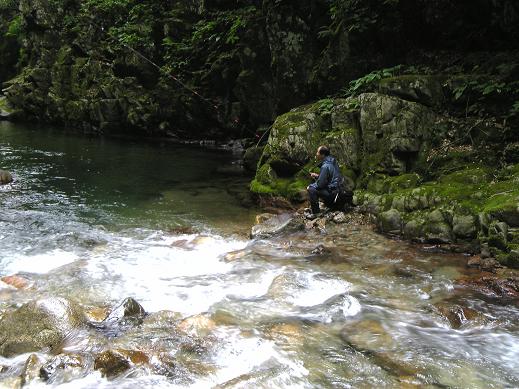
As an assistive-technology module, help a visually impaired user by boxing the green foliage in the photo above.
[511,101,519,116]
[0,0,16,10]
[325,0,400,37]
[81,0,133,13]
[5,15,21,38]
[226,16,246,44]
[191,20,219,43]
[450,77,519,117]
[342,65,403,96]
[317,98,335,115]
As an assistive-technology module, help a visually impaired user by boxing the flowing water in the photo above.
[1,122,519,388]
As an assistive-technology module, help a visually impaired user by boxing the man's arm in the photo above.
[315,165,330,189]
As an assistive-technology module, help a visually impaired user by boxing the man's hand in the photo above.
[310,172,319,179]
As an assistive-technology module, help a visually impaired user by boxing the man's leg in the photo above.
[307,186,321,214]
[308,187,334,214]
[319,189,334,209]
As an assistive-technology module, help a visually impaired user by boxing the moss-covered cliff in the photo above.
[1,0,518,138]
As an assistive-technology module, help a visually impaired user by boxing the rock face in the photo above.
[251,91,443,200]
[0,298,86,357]
[3,0,517,137]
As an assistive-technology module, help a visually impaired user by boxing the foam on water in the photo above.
[287,273,352,307]
[84,232,251,313]
[196,328,309,388]
[3,249,79,275]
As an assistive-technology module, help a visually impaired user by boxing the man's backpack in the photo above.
[332,177,353,210]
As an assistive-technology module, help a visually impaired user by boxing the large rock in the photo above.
[378,75,445,107]
[0,298,86,357]
[452,214,478,239]
[250,213,304,239]
[359,93,441,175]
[377,209,402,234]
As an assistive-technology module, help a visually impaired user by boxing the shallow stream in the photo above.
[1,122,519,388]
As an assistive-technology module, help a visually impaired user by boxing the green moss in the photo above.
[250,179,276,195]
[387,173,422,192]
[496,251,519,268]
[483,191,519,213]
[0,96,13,113]
[438,166,490,185]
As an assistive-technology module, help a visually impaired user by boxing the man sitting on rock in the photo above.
[306,145,348,219]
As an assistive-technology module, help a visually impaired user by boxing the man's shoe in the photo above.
[304,211,320,220]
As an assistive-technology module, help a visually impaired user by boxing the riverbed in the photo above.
[1,122,519,388]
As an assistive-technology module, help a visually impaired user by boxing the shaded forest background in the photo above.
[0,0,518,139]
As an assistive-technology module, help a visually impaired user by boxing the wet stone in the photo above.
[251,213,305,239]
[40,354,84,382]
[1,275,30,289]
[93,350,131,378]
[311,244,331,255]
[255,213,275,225]
[176,314,216,337]
[434,303,483,329]
[0,297,86,357]
[341,319,395,351]
[0,169,13,185]
[21,354,44,385]
[104,297,146,324]
[0,376,22,389]
[332,212,348,224]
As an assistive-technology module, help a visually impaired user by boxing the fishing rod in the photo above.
[84,17,220,113]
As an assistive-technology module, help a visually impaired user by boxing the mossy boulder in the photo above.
[359,93,442,175]
[377,209,402,234]
[378,75,445,107]
[452,214,478,239]
[252,98,361,201]
[423,209,453,243]
[0,298,86,357]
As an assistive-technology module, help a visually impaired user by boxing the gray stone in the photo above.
[378,75,444,107]
[452,214,477,239]
[403,219,424,241]
[425,222,452,243]
[250,213,305,239]
[243,146,264,172]
[358,93,441,175]
[332,212,348,224]
[478,212,492,235]
[378,209,402,234]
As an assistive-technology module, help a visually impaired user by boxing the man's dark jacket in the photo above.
[309,156,343,192]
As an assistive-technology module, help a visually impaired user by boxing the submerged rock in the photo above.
[21,354,45,386]
[1,275,30,289]
[0,169,13,185]
[176,314,216,337]
[341,319,395,351]
[39,354,84,382]
[0,297,86,357]
[434,303,483,329]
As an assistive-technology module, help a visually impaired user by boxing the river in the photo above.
[1,122,519,388]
